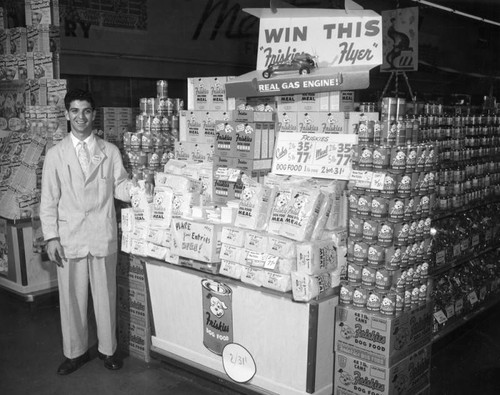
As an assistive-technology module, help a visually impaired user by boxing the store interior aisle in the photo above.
[430,303,500,395]
[2,287,500,395]
[0,289,237,395]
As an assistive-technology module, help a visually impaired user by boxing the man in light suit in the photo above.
[40,89,132,375]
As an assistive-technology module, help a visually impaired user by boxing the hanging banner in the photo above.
[381,7,419,72]
[226,7,383,97]
[272,132,358,180]
[201,278,234,355]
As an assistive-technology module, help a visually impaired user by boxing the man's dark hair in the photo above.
[64,89,96,111]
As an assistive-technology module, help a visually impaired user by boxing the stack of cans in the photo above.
[122,80,185,181]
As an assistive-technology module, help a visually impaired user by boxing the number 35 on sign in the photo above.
[272,132,358,180]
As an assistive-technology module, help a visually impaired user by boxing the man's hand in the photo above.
[46,239,66,267]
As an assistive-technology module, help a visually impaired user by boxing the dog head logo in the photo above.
[338,369,354,386]
[274,192,289,208]
[338,322,355,339]
[207,294,227,318]
[241,187,254,202]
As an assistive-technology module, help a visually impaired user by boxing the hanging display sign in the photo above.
[272,132,358,180]
[201,279,234,355]
[381,7,419,72]
[226,6,383,98]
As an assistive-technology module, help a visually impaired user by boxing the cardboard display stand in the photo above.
[0,217,57,300]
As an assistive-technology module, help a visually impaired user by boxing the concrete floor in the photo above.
[1,287,500,395]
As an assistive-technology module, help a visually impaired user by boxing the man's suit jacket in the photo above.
[40,134,130,259]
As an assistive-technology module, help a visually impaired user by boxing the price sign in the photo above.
[215,167,241,182]
[350,170,373,189]
[472,234,480,247]
[370,172,386,190]
[453,244,461,257]
[455,298,464,314]
[460,238,469,251]
[435,250,446,265]
[479,286,487,300]
[272,133,358,180]
[445,304,455,318]
[468,291,479,305]
[222,343,256,383]
[433,310,448,324]
[263,255,279,270]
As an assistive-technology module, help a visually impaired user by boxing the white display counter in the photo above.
[144,258,337,395]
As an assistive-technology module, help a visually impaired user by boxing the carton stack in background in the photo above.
[116,252,151,362]
[0,0,64,220]
[93,107,136,149]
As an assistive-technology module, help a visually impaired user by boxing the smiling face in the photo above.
[66,99,95,140]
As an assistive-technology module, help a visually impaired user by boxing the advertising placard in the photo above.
[272,132,358,180]
[381,7,419,72]
[201,279,234,356]
[226,7,383,97]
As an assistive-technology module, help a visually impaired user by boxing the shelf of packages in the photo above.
[429,209,500,275]
[430,245,498,277]
[431,267,500,343]
[431,195,500,222]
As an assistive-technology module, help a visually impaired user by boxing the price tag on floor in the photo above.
[455,298,464,314]
[222,343,256,383]
[453,244,461,257]
[445,304,455,318]
[433,310,448,324]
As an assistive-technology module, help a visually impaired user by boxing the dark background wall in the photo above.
[4,0,500,107]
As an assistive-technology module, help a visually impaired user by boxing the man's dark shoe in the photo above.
[57,351,90,375]
[98,351,123,370]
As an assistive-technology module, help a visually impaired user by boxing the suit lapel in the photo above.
[86,137,107,182]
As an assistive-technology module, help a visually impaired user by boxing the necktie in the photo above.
[77,141,90,177]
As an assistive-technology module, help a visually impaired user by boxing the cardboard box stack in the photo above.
[276,91,377,135]
[182,76,279,204]
[0,0,64,219]
[334,108,435,394]
[116,252,152,362]
[93,107,136,149]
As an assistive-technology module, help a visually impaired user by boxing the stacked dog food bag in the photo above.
[218,173,347,300]
[334,99,434,395]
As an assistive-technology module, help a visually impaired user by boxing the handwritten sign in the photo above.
[222,343,256,383]
[272,132,358,180]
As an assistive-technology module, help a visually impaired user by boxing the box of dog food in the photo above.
[335,303,432,367]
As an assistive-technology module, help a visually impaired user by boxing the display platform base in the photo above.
[144,258,337,395]
[0,277,57,303]
[0,217,57,301]
[151,345,272,395]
